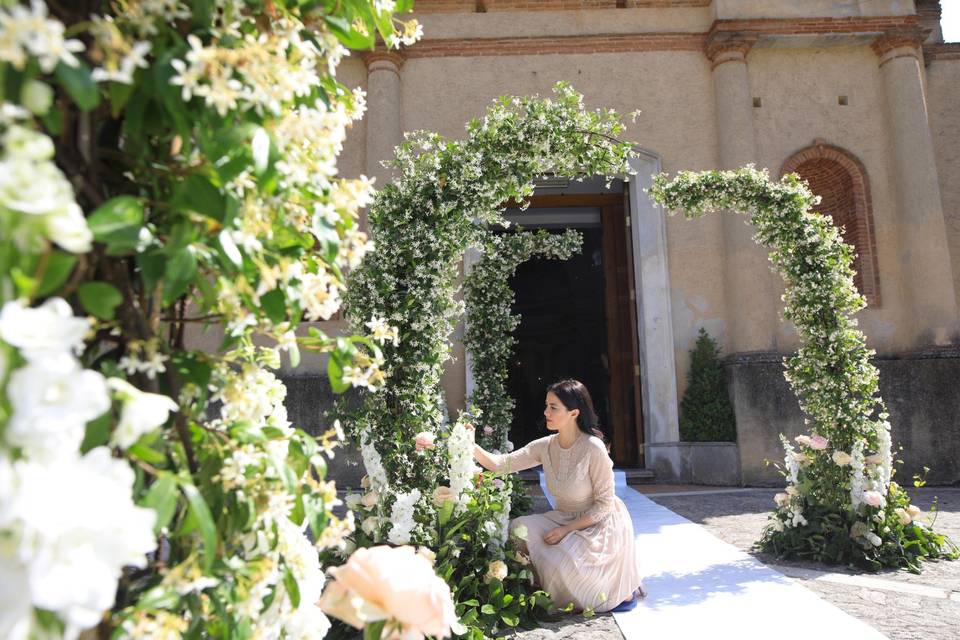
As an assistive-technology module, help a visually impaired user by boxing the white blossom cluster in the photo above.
[387,488,422,545]
[447,422,478,513]
[360,436,389,491]
[0,299,173,639]
[0,120,92,254]
[0,0,83,72]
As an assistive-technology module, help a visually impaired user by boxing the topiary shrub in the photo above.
[679,328,737,442]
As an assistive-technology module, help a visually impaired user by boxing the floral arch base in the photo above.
[651,167,957,571]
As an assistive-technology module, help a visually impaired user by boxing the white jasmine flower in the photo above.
[91,40,151,84]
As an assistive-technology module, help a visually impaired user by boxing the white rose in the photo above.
[484,560,508,584]
[785,485,799,497]
[344,494,363,511]
[107,378,178,449]
[361,516,379,537]
[510,524,528,541]
[0,298,89,361]
[894,508,912,526]
[6,354,109,459]
[773,492,790,507]
[832,451,852,466]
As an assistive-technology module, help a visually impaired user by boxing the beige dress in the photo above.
[491,433,643,613]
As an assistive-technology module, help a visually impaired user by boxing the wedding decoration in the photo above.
[0,1,421,637]
[651,167,958,571]
[338,82,636,636]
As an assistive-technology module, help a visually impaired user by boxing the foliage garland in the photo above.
[464,229,583,453]
[341,83,635,636]
[0,1,421,638]
[651,167,958,571]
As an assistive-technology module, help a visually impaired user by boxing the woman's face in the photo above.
[544,391,577,431]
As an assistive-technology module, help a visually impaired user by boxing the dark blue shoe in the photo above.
[611,587,645,613]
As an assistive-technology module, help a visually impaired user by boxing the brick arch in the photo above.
[781,143,881,306]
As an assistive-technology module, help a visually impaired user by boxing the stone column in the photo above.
[707,33,779,354]
[873,28,959,344]
[362,51,404,190]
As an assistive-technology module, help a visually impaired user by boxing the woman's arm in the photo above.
[467,426,542,474]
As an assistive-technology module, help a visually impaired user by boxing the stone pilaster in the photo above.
[706,32,779,354]
[873,27,959,344]
[362,51,404,188]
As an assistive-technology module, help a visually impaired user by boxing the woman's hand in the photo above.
[543,525,572,545]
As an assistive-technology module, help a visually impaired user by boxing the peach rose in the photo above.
[906,505,922,518]
[361,516,380,537]
[484,560,508,584]
[774,492,790,507]
[318,545,458,639]
[894,507,912,526]
[360,491,379,509]
[785,485,799,497]
[417,546,437,565]
[794,435,813,447]
[832,451,852,466]
[414,431,436,452]
[865,454,883,466]
[862,490,885,508]
[360,475,371,489]
[432,486,455,507]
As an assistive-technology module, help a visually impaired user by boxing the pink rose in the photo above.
[862,490,885,508]
[414,431,436,452]
[483,426,494,436]
[808,435,829,450]
[318,545,457,639]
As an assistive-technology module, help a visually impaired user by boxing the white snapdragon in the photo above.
[780,435,799,486]
[447,422,477,513]
[387,488,422,545]
[876,420,893,492]
[0,448,156,638]
[359,437,388,491]
[850,440,866,509]
[107,378,178,449]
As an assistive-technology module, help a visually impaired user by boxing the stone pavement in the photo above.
[505,486,960,640]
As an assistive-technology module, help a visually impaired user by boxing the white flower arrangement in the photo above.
[387,489,422,545]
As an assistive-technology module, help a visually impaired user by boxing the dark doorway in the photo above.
[503,192,644,466]
[506,224,611,453]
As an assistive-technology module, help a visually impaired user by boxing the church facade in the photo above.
[297,0,960,485]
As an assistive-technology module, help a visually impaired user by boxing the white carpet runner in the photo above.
[539,471,888,640]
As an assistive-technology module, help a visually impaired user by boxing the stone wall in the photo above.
[726,349,960,487]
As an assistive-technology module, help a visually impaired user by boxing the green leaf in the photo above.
[501,612,519,627]
[172,175,226,221]
[163,248,197,305]
[480,604,496,615]
[137,251,166,289]
[80,412,112,453]
[129,440,167,464]
[312,222,340,265]
[108,81,136,116]
[77,281,123,320]
[36,251,77,297]
[141,473,179,534]
[87,196,144,254]
[327,354,348,393]
[54,61,99,111]
[283,565,301,608]
[260,289,286,324]
[180,480,218,572]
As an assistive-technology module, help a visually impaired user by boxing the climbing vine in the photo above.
[651,167,958,570]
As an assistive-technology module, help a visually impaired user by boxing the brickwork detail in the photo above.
[871,25,927,60]
[923,43,960,62]
[781,144,881,306]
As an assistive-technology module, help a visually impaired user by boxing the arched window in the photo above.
[781,142,881,306]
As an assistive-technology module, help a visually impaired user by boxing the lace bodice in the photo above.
[490,433,615,522]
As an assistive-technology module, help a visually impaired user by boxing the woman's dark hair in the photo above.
[546,379,605,442]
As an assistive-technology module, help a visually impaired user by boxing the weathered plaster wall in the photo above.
[747,45,911,354]
[927,58,960,306]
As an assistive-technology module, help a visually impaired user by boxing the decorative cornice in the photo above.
[704,31,757,68]
[413,0,710,12]
[361,50,405,72]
